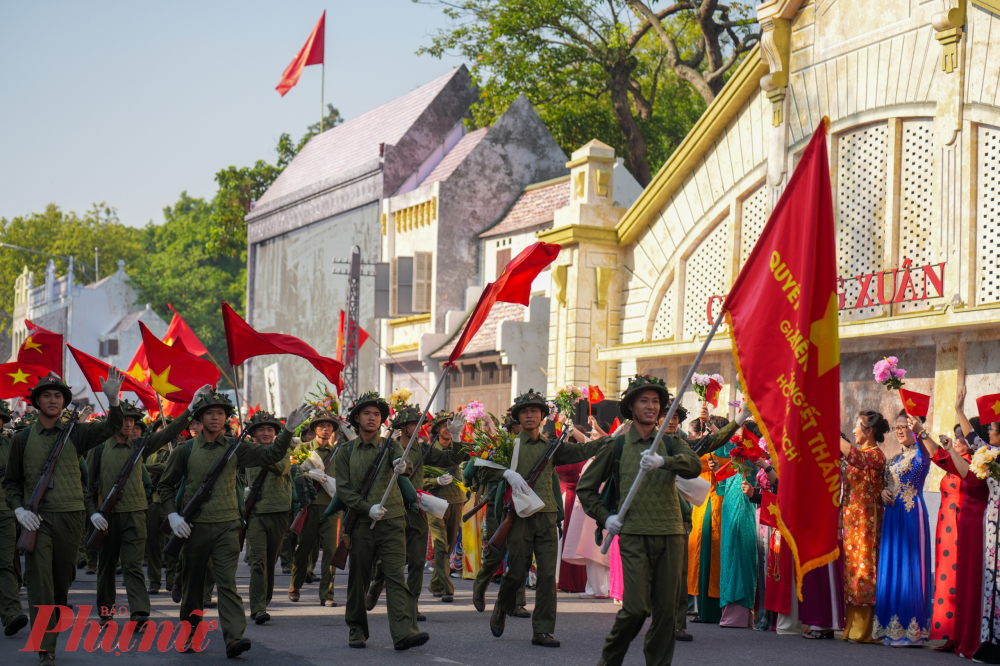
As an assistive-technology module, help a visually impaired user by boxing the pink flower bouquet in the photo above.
[873,356,906,391]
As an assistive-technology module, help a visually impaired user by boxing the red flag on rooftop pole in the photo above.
[276,11,325,97]
[723,120,841,599]
[448,242,560,365]
[66,345,159,412]
[18,321,63,377]
[221,303,343,390]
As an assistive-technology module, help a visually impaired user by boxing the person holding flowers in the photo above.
[366,403,461,620]
[424,408,471,602]
[578,375,747,666]
[480,389,602,647]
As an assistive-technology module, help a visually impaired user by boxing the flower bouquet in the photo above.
[873,356,906,391]
[290,447,312,466]
[388,387,412,411]
[462,405,516,469]
[971,445,1000,482]
[307,381,341,414]
[692,373,724,400]
[553,385,585,416]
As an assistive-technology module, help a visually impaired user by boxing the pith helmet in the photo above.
[428,410,455,433]
[308,410,339,431]
[121,399,144,420]
[619,375,671,421]
[29,373,73,410]
[347,391,390,429]
[391,404,424,429]
[191,390,235,420]
[511,389,550,421]
[247,410,283,436]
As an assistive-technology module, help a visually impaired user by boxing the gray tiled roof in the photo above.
[429,301,526,360]
[422,127,489,186]
[479,176,569,239]
[256,68,466,207]
[107,309,146,334]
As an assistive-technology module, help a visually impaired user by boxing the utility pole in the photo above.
[332,246,376,410]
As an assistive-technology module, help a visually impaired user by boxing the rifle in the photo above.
[17,408,80,553]
[87,428,154,550]
[161,424,251,558]
[238,464,269,551]
[487,427,571,552]
[331,427,396,570]
[289,442,339,534]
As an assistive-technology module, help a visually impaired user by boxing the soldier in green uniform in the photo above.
[143,415,177,595]
[0,399,28,637]
[288,410,340,605]
[366,404,459,620]
[85,394,200,627]
[243,410,295,624]
[169,418,203,603]
[424,411,468,603]
[3,370,126,665]
[158,392,311,658]
[482,389,607,647]
[467,409,528,617]
[335,391,428,651]
[576,375,746,666]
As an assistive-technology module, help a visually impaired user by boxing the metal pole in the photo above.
[369,366,450,529]
[340,246,361,406]
[95,247,98,280]
[155,393,169,431]
[600,309,728,554]
[320,62,325,133]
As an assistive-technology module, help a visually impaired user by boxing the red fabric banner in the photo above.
[0,362,54,400]
[222,303,343,390]
[140,323,220,403]
[976,393,1000,426]
[66,345,159,411]
[899,388,931,418]
[165,304,209,356]
[19,320,63,378]
[723,121,841,598]
[276,11,325,96]
[449,242,560,365]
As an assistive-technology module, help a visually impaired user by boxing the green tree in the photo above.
[418,0,758,185]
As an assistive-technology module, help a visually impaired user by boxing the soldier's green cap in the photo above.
[619,375,671,421]
[391,404,424,428]
[29,373,72,410]
[121,399,144,420]
[428,410,455,433]
[248,410,284,436]
[0,399,11,424]
[308,410,339,431]
[191,390,234,420]
[347,391,390,429]
[511,388,549,421]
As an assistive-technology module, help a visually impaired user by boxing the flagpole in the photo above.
[154,393,168,431]
[369,365,451,530]
[600,309,727,554]
[92,391,107,414]
[320,62,325,132]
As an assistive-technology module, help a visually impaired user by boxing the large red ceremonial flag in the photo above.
[67,345,159,411]
[0,362,52,400]
[140,323,220,403]
[221,303,343,389]
[723,121,840,597]
[18,320,63,377]
[276,11,325,96]
[449,242,560,364]
[125,344,149,383]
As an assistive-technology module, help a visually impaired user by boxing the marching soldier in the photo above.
[335,391,428,650]
[288,410,340,605]
[0,399,28,637]
[84,394,200,628]
[424,411,468,603]
[244,411,295,624]
[143,415,178,595]
[576,375,746,666]
[158,392,311,658]
[480,389,607,648]
[3,370,125,665]
[366,404,460,620]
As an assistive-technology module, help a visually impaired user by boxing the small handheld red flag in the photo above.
[610,417,621,434]
[19,321,63,378]
[0,362,54,400]
[449,242,560,365]
[588,385,604,404]
[140,323,220,402]
[713,458,737,482]
[899,388,931,418]
[760,491,780,528]
[976,393,1000,426]
[66,345,159,411]
[704,378,722,408]
[276,11,325,97]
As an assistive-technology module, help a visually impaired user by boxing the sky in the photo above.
[0,1,465,227]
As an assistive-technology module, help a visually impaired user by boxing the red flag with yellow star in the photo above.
[126,305,209,383]
[977,392,1000,426]
[66,345,159,411]
[140,322,220,402]
[899,388,931,418]
[723,120,840,599]
[18,320,63,377]
[0,362,53,399]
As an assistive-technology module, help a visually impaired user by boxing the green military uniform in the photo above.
[368,405,458,614]
[243,411,295,620]
[289,410,341,604]
[143,441,173,593]
[85,401,191,622]
[480,390,608,643]
[0,401,27,636]
[576,375,738,666]
[157,393,293,654]
[465,463,527,611]
[425,412,467,599]
[1,375,124,654]
[335,392,422,648]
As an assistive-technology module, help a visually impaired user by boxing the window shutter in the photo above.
[413,252,433,313]
[108,339,119,356]
[496,248,511,280]
[389,258,398,317]
[98,340,106,357]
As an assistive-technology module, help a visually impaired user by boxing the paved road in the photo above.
[0,559,954,665]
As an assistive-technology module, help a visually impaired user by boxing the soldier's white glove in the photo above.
[285,404,313,432]
[639,452,665,470]
[14,507,40,531]
[243,486,251,500]
[90,513,108,531]
[187,385,214,413]
[100,367,124,407]
[735,400,752,426]
[368,504,386,521]
[167,512,191,538]
[392,457,407,474]
[503,469,529,493]
[437,473,453,486]
[605,514,623,536]
[307,469,328,483]
[447,413,466,441]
